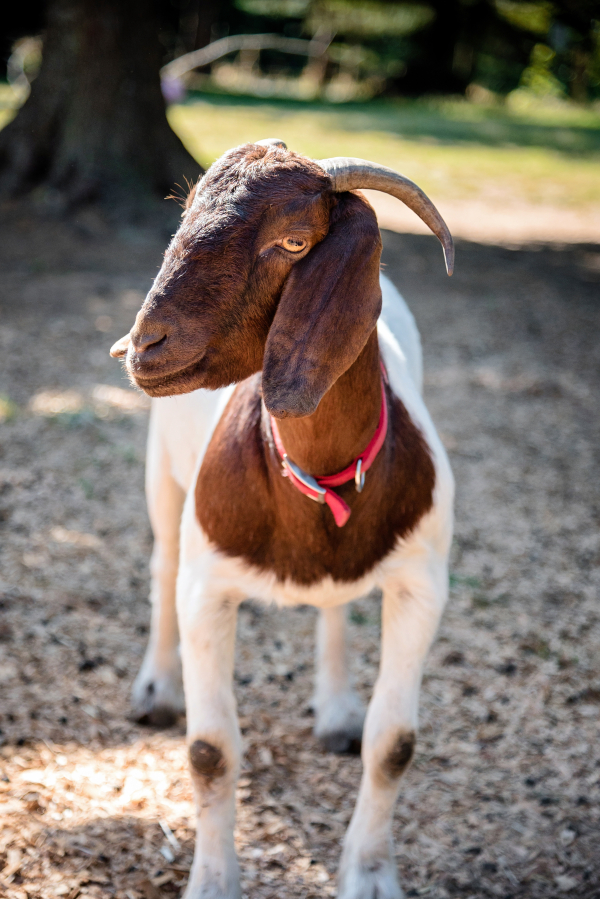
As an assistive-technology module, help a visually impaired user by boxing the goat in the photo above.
[111,139,454,899]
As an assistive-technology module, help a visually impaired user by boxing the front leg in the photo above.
[338,561,448,899]
[177,550,242,899]
[132,410,186,726]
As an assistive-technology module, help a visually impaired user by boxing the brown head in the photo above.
[112,139,452,419]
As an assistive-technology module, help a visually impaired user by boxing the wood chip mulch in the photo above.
[0,213,599,898]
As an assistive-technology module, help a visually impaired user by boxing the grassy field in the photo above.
[1,83,599,211]
[168,93,600,210]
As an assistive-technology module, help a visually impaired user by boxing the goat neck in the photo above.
[271,330,382,477]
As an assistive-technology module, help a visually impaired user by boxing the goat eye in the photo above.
[280,236,307,252]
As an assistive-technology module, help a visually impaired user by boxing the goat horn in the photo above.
[256,138,287,149]
[316,157,454,275]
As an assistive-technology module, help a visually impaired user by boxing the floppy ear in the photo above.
[262,192,382,419]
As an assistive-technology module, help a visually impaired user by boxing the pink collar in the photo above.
[270,370,388,527]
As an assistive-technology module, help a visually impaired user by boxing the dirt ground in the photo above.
[363,191,600,246]
[0,205,599,899]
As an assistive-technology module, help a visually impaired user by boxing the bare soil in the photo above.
[0,206,599,899]
[364,191,600,246]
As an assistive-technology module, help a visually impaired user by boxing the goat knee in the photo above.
[189,739,228,781]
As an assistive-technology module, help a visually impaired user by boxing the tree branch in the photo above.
[162,32,333,81]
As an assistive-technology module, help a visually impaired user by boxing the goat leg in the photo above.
[313,604,365,754]
[131,412,185,726]
[337,561,448,899]
[177,526,243,899]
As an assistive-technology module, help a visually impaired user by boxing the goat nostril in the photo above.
[146,334,167,352]
[132,331,168,353]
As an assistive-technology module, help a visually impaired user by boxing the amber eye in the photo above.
[280,236,307,252]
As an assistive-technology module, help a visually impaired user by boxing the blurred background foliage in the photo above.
[2,1,599,105]
[216,0,600,103]
[0,0,598,217]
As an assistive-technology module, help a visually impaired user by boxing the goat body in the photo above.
[117,142,454,899]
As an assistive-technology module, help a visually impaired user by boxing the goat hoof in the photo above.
[134,703,179,728]
[182,851,241,899]
[182,880,241,899]
[337,857,404,899]
[319,728,362,755]
[314,691,365,754]
[131,656,185,728]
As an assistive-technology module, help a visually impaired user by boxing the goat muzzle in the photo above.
[110,324,170,360]
[130,326,169,355]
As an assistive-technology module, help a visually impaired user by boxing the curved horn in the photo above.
[256,138,287,149]
[316,157,454,275]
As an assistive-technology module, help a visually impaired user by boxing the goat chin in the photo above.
[127,351,231,398]
[129,365,205,398]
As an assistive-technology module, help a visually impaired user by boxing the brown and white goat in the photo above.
[111,140,454,899]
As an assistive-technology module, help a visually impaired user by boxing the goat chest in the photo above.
[194,374,436,586]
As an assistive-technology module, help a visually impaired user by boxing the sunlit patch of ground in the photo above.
[0,212,599,898]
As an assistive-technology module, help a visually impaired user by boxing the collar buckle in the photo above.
[355,458,365,493]
[283,456,326,504]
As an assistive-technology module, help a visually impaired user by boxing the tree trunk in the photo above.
[194,0,223,51]
[0,0,201,218]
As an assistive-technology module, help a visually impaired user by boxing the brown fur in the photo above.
[127,144,332,400]
[262,189,382,419]
[381,731,416,780]
[189,740,227,779]
[195,347,435,586]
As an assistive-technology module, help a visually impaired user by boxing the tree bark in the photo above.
[0,0,201,217]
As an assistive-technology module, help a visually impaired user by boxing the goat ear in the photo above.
[262,192,382,419]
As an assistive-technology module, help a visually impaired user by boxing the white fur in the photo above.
[313,605,366,752]
[136,273,453,898]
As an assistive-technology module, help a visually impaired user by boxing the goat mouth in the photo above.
[129,352,208,397]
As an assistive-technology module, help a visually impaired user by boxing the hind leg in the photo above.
[131,412,185,726]
[313,605,366,754]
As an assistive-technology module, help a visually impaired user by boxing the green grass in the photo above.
[1,81,598,210]
[168,93,600,209]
